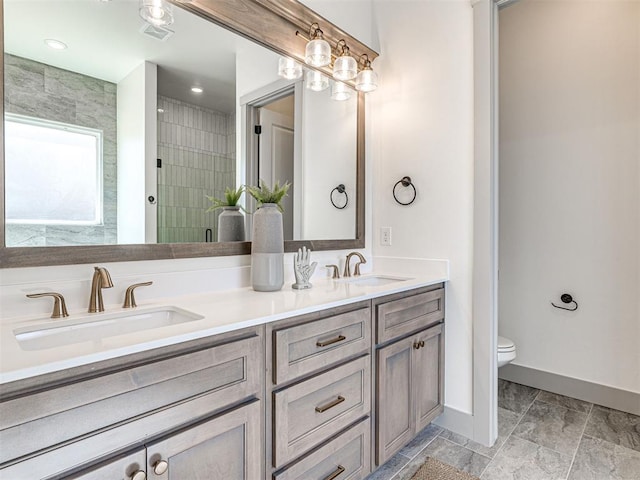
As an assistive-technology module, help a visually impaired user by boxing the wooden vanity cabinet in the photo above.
[0,327,264,480]
[374,285,445,466]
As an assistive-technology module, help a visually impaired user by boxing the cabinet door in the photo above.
[376,337,414,466]
[146,400,261,480]
[414,324,444,432]
[60,449,147,480]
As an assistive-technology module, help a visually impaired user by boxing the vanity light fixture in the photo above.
[44,39,67,50]
[190,86,203,94]
[355,54,378,92]
[331,80,351,101]
[332,40,357,81]
[139,0,174,27]
[305,70,329,92]
[304,23,331,67]
[278,57,303,80]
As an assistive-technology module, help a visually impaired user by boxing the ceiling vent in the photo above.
[140,23,174,42]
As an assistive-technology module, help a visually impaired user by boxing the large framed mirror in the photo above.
[0,0,377,268]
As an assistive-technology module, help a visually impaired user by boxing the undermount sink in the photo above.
[14,306,204,351]
[340,275,412,287]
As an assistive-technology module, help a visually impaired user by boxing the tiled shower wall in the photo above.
[156,96,236,243]
[4,54,117,246]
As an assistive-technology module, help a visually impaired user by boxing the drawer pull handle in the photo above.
[324,465,346,480]
[316,335,346,347]
[315,395,345,413]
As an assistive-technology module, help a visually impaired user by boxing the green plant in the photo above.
[206,185,245,212]
[246,180,291,211]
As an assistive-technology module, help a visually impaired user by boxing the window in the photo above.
[5,114,103,225]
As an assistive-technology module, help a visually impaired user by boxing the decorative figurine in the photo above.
[292,246,317,290]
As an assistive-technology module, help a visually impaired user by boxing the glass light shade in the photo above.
[139,0,174,26]
[331,81,352,101]
[278,57,303,80]
[305,70,329,92]
[305,38,331,67]
[355,68,378,92]
[333,54,357,81]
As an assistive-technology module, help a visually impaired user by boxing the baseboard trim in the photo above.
[499,364,640,416]
[433,406,474,439]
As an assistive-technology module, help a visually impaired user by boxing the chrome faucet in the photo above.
[343,252,367,277]
[88,266,114,313]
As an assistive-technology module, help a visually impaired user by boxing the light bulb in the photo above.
[305,38,331,67]
[139,0,174,27]
[355,68,378,92]
[278,57,303,80]
[331,81,352,101]
[333,49,357,81]
[305,70,329,92]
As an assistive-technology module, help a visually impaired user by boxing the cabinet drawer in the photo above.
[0,333,262,465]
[273,356,370,468]
[376,288,444,343]
[273,307,371,384]
[274,417,371,480]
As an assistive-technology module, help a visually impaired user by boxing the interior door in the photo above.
[258,107,294,240]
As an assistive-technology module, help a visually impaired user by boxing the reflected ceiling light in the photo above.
[305,70,329,92]
[331,81,352,101]
[278,57,303,80]
[157,108,165,113]
[332,40,357,81]
[304,23,331,67]
[44,39,67,50]
[355,54,378,92]
[139,0,174,27]
[191,86,203,93]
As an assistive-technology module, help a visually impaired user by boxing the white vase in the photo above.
[251,203,284,291]
[217,206,245,242]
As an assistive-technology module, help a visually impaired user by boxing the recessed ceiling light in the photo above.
[191,86,203,94]
[44,39,67,50]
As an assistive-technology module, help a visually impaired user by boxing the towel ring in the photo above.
[330,184,348,209]
[551,293,578,311]
[393,176,417,206]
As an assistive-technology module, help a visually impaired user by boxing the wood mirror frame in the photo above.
[0,0,378,268]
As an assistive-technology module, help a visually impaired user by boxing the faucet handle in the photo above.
[325,265,340,279]
[123,281,153,308]
[26,292,69,319]
[354,259,367,276]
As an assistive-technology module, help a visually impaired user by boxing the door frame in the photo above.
[470,0,515,446]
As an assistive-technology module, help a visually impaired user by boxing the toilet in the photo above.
[498,336,516,368]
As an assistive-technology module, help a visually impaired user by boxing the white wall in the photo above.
[116,62,157,244]
[499,0,640,394]
[370,0,475,414]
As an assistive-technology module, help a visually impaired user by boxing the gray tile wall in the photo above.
[156,95,236,243]
[4,54,117,246]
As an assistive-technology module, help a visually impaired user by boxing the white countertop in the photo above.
[0,272,447,385]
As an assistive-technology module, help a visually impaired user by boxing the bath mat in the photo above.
[409,457,481,480]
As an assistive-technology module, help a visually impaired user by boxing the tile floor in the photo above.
[366,379,640,480]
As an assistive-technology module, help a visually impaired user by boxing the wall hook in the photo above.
[551,293,578,311]
[393,176,417,205]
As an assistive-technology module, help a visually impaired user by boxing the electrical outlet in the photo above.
[380,227,392,246]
